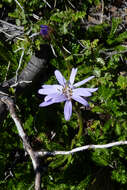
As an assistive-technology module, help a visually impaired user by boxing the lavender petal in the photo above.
[42,84,55,88]
[39,100,54,107]
[38,85,63,95]
[55,70,66,86]
[40,94,66,107]
[73,88,92,97]
[74,76,95,87]
[53,94,67,103]
[44,93,62,101]
[84,88,98,92]
[69,68,77,85]
[42,84,62,89]
[38,88,57,95]
[72,95,89,107]
[64,100,72,121]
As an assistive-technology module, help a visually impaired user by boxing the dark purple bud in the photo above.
[40,25,49,36]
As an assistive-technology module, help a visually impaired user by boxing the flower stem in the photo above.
[65,103,83,168]
[76,105,83,139]
[71,103,83,149]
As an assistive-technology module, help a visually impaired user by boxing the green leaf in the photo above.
[49,155,67,169]
[50,9,86,23]
[115,123,121,136]
[91,149,110,166]
[117,75,127,89]
[108,18,121,39]
[112,165,127,184]
[115,31,127,44]
[107,18,127,45]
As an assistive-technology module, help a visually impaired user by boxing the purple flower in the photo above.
[40,25,49,36]
[38,68,98,121]
[40,25,53,39]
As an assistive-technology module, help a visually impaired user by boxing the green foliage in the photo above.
[50,9,86,23]
[86,23,109,39]
[107,18,121,40]
[107,18,127,45]
[91,149,110,166]
[112,165,127,184]
[50,9,86,35]
[117,75,127,90]
[0,0,127,189]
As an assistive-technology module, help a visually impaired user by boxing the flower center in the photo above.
[62,83,72,100]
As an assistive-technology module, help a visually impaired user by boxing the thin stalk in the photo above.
[76,104,83,140]
[71,103,83,149]
[65,103,83,167]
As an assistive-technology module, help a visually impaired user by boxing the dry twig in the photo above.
[1,96,127,189]
[1,96,42,190]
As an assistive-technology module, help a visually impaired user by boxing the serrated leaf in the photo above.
[108,18,121,39]
[92,149,109,166]
[24,115,33,129]
[117,75,127,89]
[49,155,67,169]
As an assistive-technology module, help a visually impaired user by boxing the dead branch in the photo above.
[1,96,42,190]
[1,95,127,189]
[0,44,52,126]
